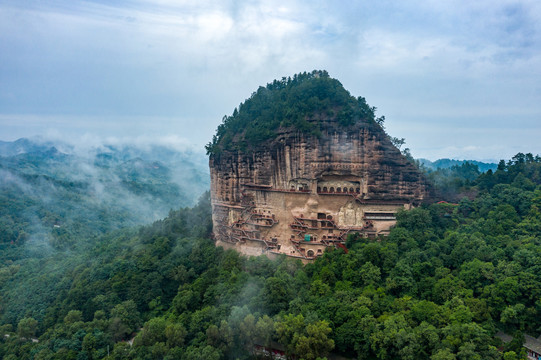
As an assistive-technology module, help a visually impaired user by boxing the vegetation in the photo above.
[1,152,541,359]
[0,141,209,343]
[0,143,208,252]
[418,159,497,173]
[206,70,382,155]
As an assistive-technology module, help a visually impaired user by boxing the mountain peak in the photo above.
[206,70,380,155]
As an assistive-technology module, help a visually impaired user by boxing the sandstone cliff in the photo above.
[208,71,429,259]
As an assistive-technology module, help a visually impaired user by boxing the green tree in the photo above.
[255,315,275,349]
[17,317,38,338]
[138,317,166,346]
[295,320,335,360]
[432,348,457,360]
[109,300,141,341]
[64,310,83,324]
[165,322,187,348]
[359,261,381,286]
[239,314,257,355]
[264,277,292,314]
[275,314,334,360]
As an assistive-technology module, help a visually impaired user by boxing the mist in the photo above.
[1,135,210,221]
[0,135,212,325]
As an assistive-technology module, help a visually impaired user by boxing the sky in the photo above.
[1,0,540,161]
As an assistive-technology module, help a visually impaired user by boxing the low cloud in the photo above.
[1,0,540,160]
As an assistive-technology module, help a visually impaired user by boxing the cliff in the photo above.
[208,71,430,260]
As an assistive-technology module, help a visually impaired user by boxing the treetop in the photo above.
[206,70,379,155]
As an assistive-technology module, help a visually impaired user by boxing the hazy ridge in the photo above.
[418,158,497,172]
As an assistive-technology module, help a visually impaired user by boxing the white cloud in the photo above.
[0,0,540,160]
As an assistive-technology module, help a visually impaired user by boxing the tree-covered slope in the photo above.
[0,140,209,254]
[206,70,382,155]
[419,158,498,173]
[0,138,210,352]
[1,154,540,359]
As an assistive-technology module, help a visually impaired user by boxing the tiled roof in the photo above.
[495,331,541,355]
[525,335,541,355]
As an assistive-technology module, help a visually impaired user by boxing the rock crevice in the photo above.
[209,123,429,260]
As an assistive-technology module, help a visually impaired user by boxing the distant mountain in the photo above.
[0,138,56,157]
[0,137,210,253]
[418,158,497,172]
[0,138,210,200]
[0,138,211,330]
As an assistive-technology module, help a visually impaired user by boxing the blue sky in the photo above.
[1,0,540,161]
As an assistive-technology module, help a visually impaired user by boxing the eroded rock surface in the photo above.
[209,121,429,260]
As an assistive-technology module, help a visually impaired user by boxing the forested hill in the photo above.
[1,153,540,359]
[419,158,497,173]
[0,139,209,252]
[205,70,382,155]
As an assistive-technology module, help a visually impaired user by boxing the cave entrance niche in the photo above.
[288,178,311,192]
[317,176,363,196]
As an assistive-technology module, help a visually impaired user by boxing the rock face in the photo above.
[208,72,430,260]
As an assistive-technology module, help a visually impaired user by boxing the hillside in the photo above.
[0,138,210,339]
[0,138,209,250]
[206,70,382,155]
[1,153,540,359]
[419,158,497,173]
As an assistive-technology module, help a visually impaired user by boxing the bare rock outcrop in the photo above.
[208,71,429,260]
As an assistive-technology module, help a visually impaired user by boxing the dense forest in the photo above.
[1,152,540,359]
[418,159,497,174]
[0,140,209,252]
[0,139,209,355]
[205,70,383,155]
